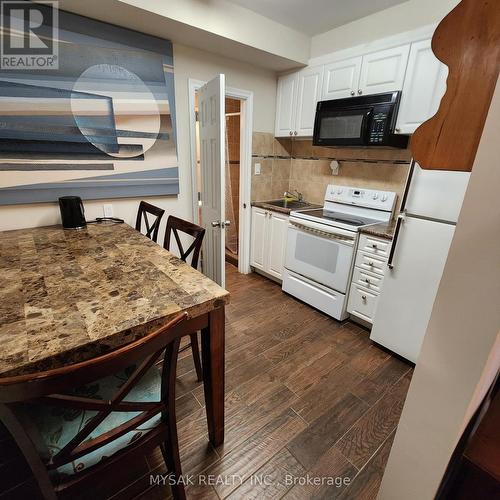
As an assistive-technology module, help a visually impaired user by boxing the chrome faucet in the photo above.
[284,190,303,202]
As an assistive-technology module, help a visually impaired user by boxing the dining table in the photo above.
[0,222,229,446]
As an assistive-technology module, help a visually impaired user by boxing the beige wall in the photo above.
[310,0,460,58]
[0,43,278,241]
[251,133,411,213]
[378,79,500,500]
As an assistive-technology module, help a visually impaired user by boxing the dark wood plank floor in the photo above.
[0,264,412,500]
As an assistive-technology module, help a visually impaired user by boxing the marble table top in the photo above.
[0,223,229,377]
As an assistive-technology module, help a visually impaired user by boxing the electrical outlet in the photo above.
[254,162,261,175]
[103,204,113,217]
[330,160,340,175]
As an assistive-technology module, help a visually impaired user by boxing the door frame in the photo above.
[188,78,253,274]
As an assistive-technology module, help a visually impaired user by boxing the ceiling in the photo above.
[228,0,409,36]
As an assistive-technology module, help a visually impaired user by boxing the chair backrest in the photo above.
[0,313,187,473]
[164,216,206,269]
[135,201,165,242]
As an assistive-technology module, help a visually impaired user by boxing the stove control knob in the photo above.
[372,193,379,200]
[337,188,343,195]
[381,194,388,202]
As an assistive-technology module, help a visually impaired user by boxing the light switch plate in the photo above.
[254,162,261,175]
[103,204,113,217]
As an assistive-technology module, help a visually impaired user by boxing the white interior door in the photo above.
[199,74,226,287]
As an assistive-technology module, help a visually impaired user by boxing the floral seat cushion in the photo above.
[29,364,163,476]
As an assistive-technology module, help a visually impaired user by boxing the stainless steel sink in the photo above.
[266,199,312,209]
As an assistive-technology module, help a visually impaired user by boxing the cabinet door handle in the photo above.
[371,243,378,249]
[350,91,355,96]
[361,295,367,301]
[294,131,298,135]
[387,215,405,269]
[368,261,374,266]
[289,131,293,136]
[358,89,363,95]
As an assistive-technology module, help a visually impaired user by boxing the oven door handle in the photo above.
[387,214,405,270]
[289,217,356,245]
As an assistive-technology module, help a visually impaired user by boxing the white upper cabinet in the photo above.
[396,39,448,134]
[275,72,297,137]
[274,26,445,138]
[295,65,324,136]
[275,66,323,137]
[322,56,362,100]
[358,44,410,95]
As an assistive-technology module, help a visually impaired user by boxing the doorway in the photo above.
[189,79,253,276]
[224,97,240,266]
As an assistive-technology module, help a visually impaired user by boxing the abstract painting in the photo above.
[0,1,178,204]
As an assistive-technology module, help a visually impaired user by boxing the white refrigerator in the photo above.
[370,162,470,363]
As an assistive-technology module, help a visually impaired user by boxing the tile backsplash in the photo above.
[251,132,412,215]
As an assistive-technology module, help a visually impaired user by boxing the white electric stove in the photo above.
[282,184,396,320]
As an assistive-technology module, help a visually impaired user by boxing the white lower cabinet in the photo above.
[250,207,289,280]
[348,284,379,323]
[347,234,390,325]
[250,207,267,271]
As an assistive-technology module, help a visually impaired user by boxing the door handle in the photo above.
[387,215,405,270]
[211,220,231,228]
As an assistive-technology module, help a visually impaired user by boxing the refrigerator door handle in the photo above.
[399,159,416,214]
[387,214,405,270]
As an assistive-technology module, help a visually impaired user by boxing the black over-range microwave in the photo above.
[312,91,409,148]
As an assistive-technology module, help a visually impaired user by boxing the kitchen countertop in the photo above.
[251,200,321,215]
[0,223,229,377]
[360,220,397,240]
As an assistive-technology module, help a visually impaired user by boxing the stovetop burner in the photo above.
[297,209,380,228]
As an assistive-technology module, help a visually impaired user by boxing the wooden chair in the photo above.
[135,201,165,243]
[164,216,206,382]
[0,313,188,500]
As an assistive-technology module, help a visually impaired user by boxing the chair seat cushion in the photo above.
[29,364,163,477]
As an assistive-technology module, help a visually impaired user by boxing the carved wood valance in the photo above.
[411,0,500,171]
